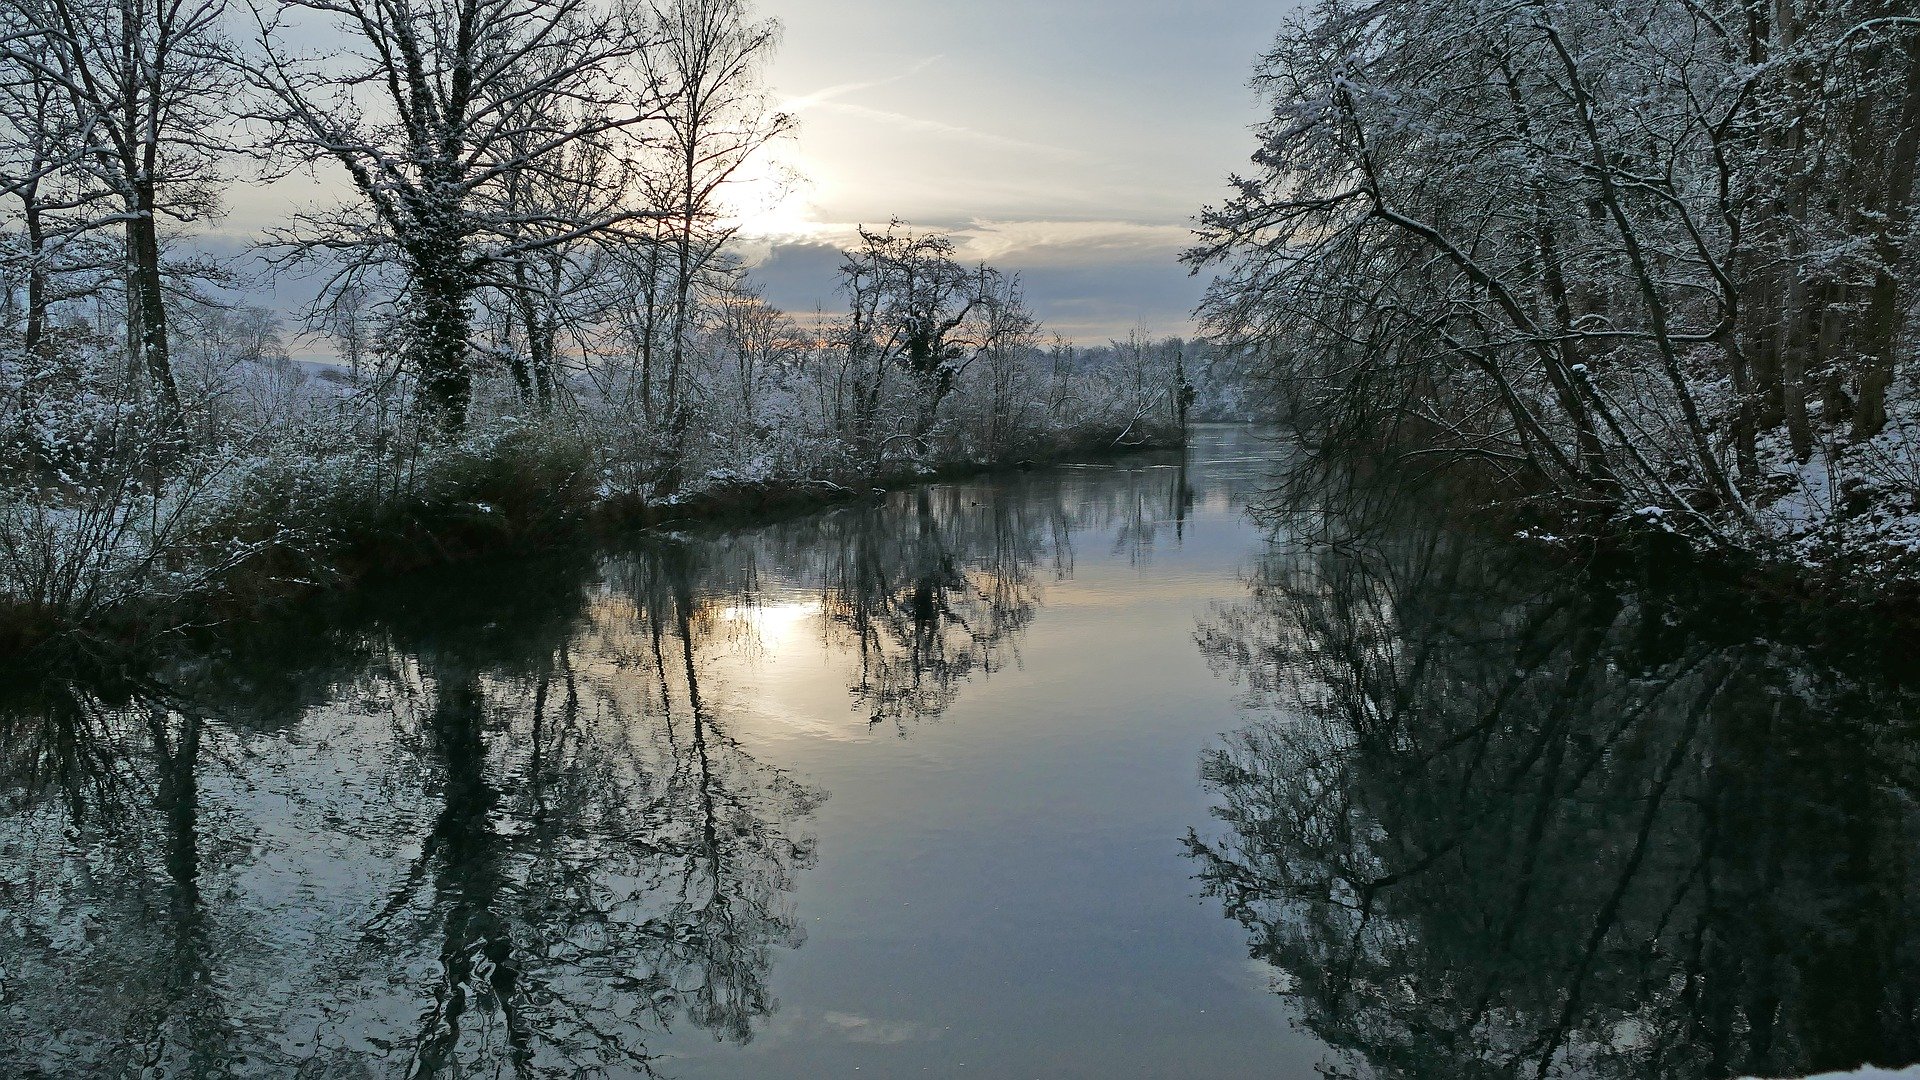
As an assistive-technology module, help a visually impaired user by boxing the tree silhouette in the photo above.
[1188,481,1920,1080]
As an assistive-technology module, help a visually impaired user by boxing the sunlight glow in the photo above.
[721,600,823,656]
[717,145,827,241]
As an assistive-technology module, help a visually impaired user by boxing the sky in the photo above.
[740,0,1287,342]
[219,0,1291,353]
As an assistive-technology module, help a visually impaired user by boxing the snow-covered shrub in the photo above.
[0,453,264,626]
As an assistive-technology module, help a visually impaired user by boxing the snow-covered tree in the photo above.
[644,0,792,485]
[1189,0,1920,538]
[0,0,233,436]
[245,0,666,432]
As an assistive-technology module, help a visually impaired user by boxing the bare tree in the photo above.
[645,0,792,484]
[318,278,377,382]
[831,222,1030,458]
[710,281,800,427]
[0,0,232,435]
[245,0,666,432]
[484,134,631,412]
[0,47,80,358]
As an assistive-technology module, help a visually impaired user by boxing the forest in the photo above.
[1189,0,1920,577]
[0,0,1239,640]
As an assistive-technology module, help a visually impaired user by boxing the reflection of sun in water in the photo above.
[721,600,822,657]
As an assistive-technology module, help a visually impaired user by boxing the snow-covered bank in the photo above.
[0,385,1184,650]
[1746,377,1920,583]
[0,269,1211,647]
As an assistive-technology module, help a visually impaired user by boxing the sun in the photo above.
[717,146,822,240]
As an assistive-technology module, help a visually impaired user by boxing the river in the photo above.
[2,424,1916,1079]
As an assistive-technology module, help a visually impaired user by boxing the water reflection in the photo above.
[0,445,1233,1077]
[1,552,824,1076]
[1189,477,1920,1079]
[814,487,1056,727]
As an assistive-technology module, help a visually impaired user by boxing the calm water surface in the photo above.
[3,424,1919,1079]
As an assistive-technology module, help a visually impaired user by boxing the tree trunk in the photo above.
[1780,259,1815,460]
[22,189,46,358]
[506,280,554,413]
[506,267,537,404]
[532,316,555,411]
[1852,30,1920,442]
[662,208,695,492]
[412,264,474,434]
[534,257,560,411]
[640,238,660,422]
[128,190,183,434]
[1816,282,1855,429]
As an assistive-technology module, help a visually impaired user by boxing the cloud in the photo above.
[802,100,1088,162]
[746,238,850,314]
[1015,253,1207,342]
[778,54,1084,164]
[742,221,1204,343]
[778,54,945,112]
[950,219,1193,266]
[817,1011,941,1045]
[741,217,1192,264]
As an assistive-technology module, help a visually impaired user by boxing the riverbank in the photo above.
[1523,482,1920,635]
[1271,424,1920,642]
[0,420,1189,656]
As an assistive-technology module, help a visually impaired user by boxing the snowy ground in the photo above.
[1747,373,1920,580]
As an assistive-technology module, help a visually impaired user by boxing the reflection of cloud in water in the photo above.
[819,1011,942,1045]
[719,600,825,659]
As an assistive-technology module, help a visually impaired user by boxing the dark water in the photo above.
[1188,455,1920,1080]
[2,425,1917,1079]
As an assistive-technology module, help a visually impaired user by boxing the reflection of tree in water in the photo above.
[1188,485,1920,1080]
[791,456,1208,728]
[0,446,1224,1075]
[593,541,823,1045]
[1109,460,1194,563]
[809,485,1063,727]
[0,666,246,1077]
[0,546,820,1078]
